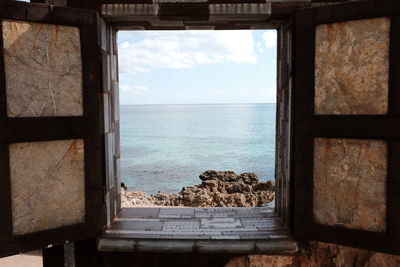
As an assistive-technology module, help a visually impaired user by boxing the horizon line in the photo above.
[120,102,277,106]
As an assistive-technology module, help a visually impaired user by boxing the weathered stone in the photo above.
[163,221,200,230]
[313,138,386,232]
[253,181,274,191]
[201,218,242,229]
[225,241,400,267]
[201,179,219,190]
[315,17,390,114]
[101,4,158,17]
[199,170,237,182]
[240,172,259,185]
[10,139,85,235]
[2,20,83,117]
[225,183,246,194]
[122,170,275,207]
[209,4,271,15]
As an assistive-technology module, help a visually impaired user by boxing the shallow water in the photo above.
[120,103,276,194]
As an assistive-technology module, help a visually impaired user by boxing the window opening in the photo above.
[118,30,278,208]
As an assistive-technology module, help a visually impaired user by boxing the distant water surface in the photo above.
[120,103,276,194]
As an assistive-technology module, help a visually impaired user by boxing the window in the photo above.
[98,2,295,253]
[118,30,277,209]
[1,0,398,259]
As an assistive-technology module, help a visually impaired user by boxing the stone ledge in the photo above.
[98,207,297,254]
[98,239,298,254]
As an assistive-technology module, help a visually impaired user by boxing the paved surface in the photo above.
[99,207,297,253]
[0,251,42,267]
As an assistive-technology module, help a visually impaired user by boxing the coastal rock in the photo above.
[120,172,400,267]
[122,170,275,207]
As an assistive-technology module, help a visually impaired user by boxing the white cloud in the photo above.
[262,31,277,49]
[118,31,257,75]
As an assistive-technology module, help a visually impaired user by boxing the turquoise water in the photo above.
[120,103,276,194]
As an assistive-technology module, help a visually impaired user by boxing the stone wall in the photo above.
[100,241,400,267]
[225,242,400,267]
[100,18,121,226]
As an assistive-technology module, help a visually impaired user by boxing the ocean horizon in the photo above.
[120,103,276,194]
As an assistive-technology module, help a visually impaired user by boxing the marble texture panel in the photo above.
[10,139,85,235]
[315,17,390,114]
[2,20,83,117]
[313,138,387,232]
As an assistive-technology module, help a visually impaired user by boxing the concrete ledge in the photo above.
[97,207,298,254]
[101,3,271,17]
[98,239,298,254]
[100,1,303,29]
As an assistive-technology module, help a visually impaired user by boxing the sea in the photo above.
[120,103,276,194]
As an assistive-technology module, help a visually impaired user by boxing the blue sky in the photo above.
[118,30,277,105]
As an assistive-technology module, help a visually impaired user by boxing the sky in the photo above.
[118,30,277,105]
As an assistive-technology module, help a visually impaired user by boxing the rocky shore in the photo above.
[120,171,400,266]
[122,170,275,207]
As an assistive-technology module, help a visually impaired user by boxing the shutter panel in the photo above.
[294,0,400,255]
[0,1,105,256]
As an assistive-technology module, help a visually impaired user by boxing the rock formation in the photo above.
[121,171,400,267]
[122,170,275,207]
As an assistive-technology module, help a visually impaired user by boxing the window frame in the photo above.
[97,1,296,241]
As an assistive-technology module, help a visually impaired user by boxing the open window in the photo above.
[117,29,277,207]
[97,2,298,253]
[294,0,400,255]
[1,0,400,262]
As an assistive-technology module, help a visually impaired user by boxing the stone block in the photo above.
[135,240,195,252]
[315,17,390,114]
[3,20,83,117]
[196,241,255,253]
[103,93,110,133]
[241,218,279,228]
[209,4,271,15]
[98,239,136,252]
[113,220,164,231]
[201,218,242,229]
[163,221,200,230]
[10,139,85,235]
[120,208,160,218]
[101,4,159,17]
[313,138,387,232]
[159,208,194,218]
[255,241,298,254]
[211,235,241,240]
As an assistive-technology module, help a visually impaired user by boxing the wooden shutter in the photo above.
[0,1,105,256]
[293,0,400,255]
